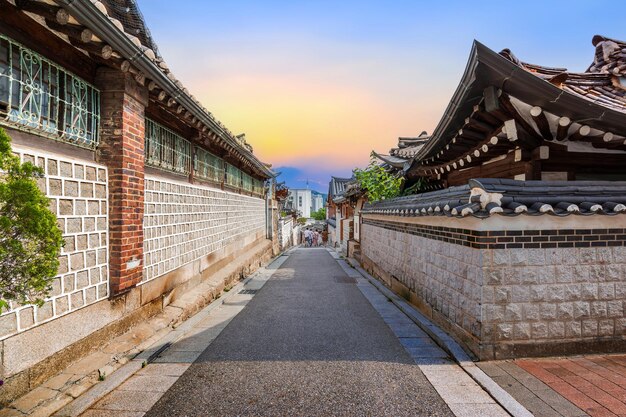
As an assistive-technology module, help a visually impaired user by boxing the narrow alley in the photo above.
[81,248,507,416]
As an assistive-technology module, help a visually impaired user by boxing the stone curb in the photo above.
[53,252,287,417]
[343,255,533,417]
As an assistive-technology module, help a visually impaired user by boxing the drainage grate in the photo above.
[334,276,356,284]
[239,289,259,294]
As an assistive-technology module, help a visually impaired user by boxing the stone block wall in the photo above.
[482,245,626,358]
[361,220,483,340]
[143,176,266,282]
[360,215,626,359]
[0,147,109,340]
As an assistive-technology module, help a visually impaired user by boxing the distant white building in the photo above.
[288,189,313,218]
[312,193,324,213]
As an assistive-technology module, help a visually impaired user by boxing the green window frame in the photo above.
[145,118,192,175]
[0,34,100,148]
[225,163,242,188]
[194,147,224,182]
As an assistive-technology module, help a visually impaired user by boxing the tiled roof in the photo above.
[389,131,430,158]
[500,37,626,113]
[51,0,270,176]
[363,179,626,218]
[99,0,160,58]
[371,152,408,169]
[328,176,352,200]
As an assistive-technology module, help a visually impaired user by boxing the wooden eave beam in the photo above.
[499,94,543,144]
[15,0,69,25]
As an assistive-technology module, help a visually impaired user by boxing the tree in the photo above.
[0,128,63,312]
[353,158,403,203]
[311,207,326,221]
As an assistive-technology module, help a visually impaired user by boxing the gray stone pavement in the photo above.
[82,248,508,416]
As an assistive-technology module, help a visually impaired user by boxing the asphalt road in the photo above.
[145,248,453,416]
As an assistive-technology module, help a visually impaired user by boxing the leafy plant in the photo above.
[353,158,403,203]
[311,207,326,221]
[0,128,63,312]
[402,177,427,196]
[296,217,307,225]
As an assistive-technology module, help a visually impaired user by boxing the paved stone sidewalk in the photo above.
[516,355,626,417]
[76,247,508,416]
[334,256,508,417]
[480,355,626,417]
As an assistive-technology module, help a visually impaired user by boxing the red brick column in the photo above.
[96,68,148,295]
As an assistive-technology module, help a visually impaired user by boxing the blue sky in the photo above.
[139,1,623,193]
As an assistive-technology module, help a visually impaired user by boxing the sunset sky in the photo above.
[140,1,621,192]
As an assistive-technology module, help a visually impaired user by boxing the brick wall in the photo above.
[96,68,147,294]
[143,176,266,282]
[0,147,108,340]
[360,215,626,359]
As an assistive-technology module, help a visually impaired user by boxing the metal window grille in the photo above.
[0,34,100,148]
[225,163,242,188]
[241,172,253,193]
[252,178,264,196]
[194,147,224,182]
[145,118,191,175]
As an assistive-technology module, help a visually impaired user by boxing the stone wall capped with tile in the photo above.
[0,147,108,340]
[361,215,626,358]
[361,221,484,338]
[143,176,266,282]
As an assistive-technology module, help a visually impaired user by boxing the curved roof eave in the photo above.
[414,40,626,164]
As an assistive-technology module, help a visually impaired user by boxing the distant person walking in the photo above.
[304,228,312,247]
[313,230,319,247]
[317,231,323,247]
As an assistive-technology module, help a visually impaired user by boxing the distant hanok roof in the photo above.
[389,131,431,159]
[372,131,430,172]
[328,176,352,202]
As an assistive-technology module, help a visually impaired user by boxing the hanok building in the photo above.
[326,176,352,250]
[0,0,276,405]
[361,36,626,360]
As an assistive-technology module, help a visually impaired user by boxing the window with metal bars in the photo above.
[145,118,192,175]
[194,147,224,182]
[0,34,100,148]
[225,162,242,188]
[253,178,264,196]
[242,172,254,193]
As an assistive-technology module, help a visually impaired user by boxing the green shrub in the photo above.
[353,158,403,203]
[0,127,63,312]
[311,207,326,221]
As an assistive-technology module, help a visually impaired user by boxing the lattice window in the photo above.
[145,118,191,175]
[0,34,99,148]
[225,163,242,188]
[194,147,224,183]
